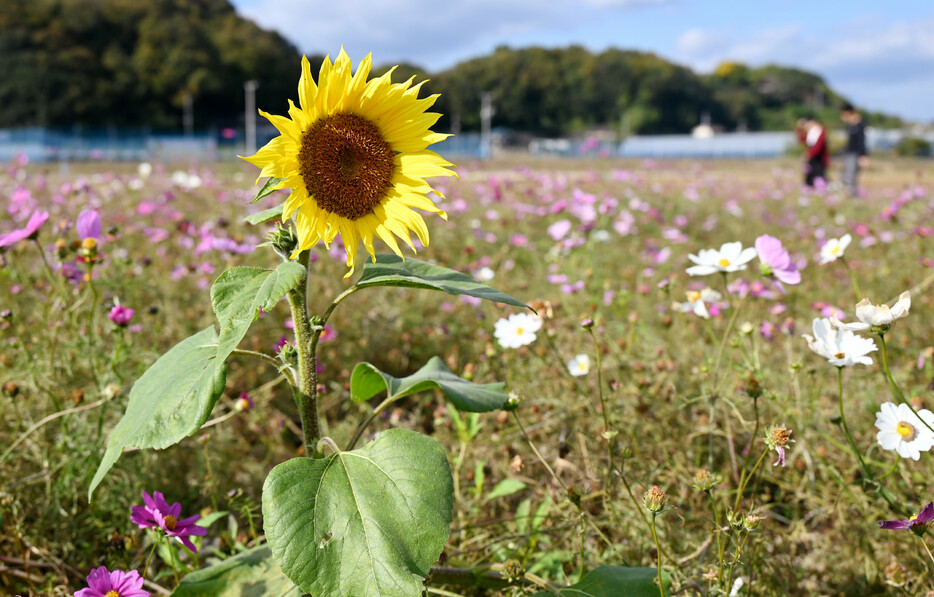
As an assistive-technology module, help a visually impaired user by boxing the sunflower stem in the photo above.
[287,250,320,456]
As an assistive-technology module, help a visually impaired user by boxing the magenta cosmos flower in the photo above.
[76,209,102,240]
[108,305,135,327]
[0,210,49,249]
[75,566,149,597]
[130,490,207,553]
[879,502,934,535]
[755,235,801,285]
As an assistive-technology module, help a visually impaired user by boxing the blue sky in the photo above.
[231,0,934,122]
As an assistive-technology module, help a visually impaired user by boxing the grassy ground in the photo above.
[2,155,934,595]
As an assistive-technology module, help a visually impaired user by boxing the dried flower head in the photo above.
[643,485,668,513]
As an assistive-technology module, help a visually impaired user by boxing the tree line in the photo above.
[0,0,902,135]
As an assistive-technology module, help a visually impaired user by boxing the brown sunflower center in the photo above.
[298,113,395,221]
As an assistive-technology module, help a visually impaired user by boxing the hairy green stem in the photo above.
[287,251,319,455]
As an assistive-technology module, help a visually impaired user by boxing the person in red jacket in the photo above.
[795,116,829,187]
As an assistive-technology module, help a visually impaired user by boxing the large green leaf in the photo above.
[354,254,528,308]
[263,429,454,597]
[251,177,285,203]
[172,545,298,597]
[89,327,227,499]
[211,262,305,375]
[243,205,284,225]
[350,356,508,412]
[532,566,671,597]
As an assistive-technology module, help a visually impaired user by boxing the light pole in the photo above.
[244,80,259,155]
[480,91,494,159]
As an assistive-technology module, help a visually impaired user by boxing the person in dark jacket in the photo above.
[840,103,869,196]
[795,116,829,187]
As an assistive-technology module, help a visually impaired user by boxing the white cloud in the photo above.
[671,18,934,121]
[239,0,670,70]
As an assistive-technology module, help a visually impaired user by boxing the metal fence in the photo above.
[0,127,929,163]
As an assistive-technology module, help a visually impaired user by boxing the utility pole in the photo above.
[479,92,495,159]
[244,80,259,155]
[183,92,194,136]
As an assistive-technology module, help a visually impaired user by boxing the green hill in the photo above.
[0,2,903,134]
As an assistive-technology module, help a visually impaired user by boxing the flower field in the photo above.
[2,154,934,595]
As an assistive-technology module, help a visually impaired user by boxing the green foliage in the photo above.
[350,356,509,412]
[210,262,305,376]
[250,177,285,204]
[88,326,227,498]
[172,545,298,597]
[262,429,454,597]
[532,566,671,597]
[893,136,932,157]
[0,0,903,134]
[0,0,298,128]
[355,254,528,308]
[243,205,284,225]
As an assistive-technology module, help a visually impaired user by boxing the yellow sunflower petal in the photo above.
[298,55,317,112]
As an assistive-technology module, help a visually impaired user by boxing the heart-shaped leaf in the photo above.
[532,566,670,597]
[172,545,298,597]
[263,429,453,597]
[354,254,528,309]
[350,356,508,412]
[243,205,284,225]
[89,326,227,499]
[251,177,285,203]
[211,262,305,375]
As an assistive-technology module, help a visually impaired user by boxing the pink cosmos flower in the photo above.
[130,490,207,553]
[547,219,572,241]
[755,235,801,285]
[0,210,49,249]
[76,209,102,240]
[234,393,254,412]
[108,305,135,327]
[879,502,934,535]
[75,566,149,597]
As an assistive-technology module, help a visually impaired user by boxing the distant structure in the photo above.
[691,111,715,139]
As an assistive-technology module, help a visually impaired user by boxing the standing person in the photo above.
[840,103,869,196]
[795,116,829,187]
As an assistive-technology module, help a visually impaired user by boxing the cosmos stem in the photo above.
[650,513,664,597]
[878,334,934,436]
[837,366,869,475]
[840,258,862,300]
[586,327,615,497]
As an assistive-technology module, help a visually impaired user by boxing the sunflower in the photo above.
[242,49,456,275]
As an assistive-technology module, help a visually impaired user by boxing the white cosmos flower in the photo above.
[673,288,722,319]
[494,313,542,349]
[849,291,911,332]
[802,317,877,367]
[875,401,934,461]
[474,266,495,281]
[567,354,591,376]
[686,242,757,276]
[819,234,852,265]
